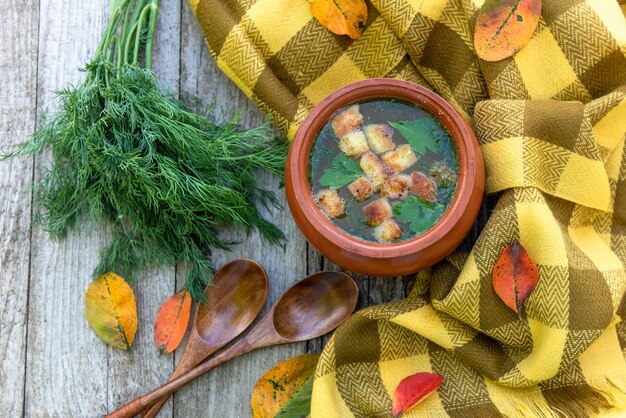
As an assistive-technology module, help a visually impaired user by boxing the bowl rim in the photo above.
[288,78,480,259]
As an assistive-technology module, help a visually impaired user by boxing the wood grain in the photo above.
[25,2,111,414]
[0,0,38,416]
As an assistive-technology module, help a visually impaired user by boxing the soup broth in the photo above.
[309,99,459,243]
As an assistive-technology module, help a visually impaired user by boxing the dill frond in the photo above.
[2,1,288,300]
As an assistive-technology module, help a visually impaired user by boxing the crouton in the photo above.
[430,161,457,187]
[382,144,418,173]
[339,129,369,157]
[331,105,363,138]
[347,176,374,202]
[363,197,392,226]
[363,124,395,154]
[315,189,345,219]
[410,171,437,203]
[373,218,403,243]
[381,174,412,200]
[359,152,392,189]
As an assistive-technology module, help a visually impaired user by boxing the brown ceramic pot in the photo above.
[285,79,484,276]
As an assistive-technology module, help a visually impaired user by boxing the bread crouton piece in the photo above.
[381,174,412,200]
[373,218,403,243]
[359,152,392,189]
[347,176,374,202]
[363,197,392,226]
[363,124,395,154]
[382,144,418,173]
[331,105,363,138]
[338,129,369,157]
[430,161,457,187]
[315,189,346,219]
[410,171,437,203]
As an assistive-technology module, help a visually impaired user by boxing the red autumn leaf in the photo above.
[474,0,542,61]
[154,289,192,353]
[310,0,368,40]
[393,372,443,417]
[492,240,538,314]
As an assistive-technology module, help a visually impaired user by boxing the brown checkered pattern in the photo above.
[190,0,626,416]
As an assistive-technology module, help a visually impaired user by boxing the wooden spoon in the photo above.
[107,271,358,418]
[144,259,268,417]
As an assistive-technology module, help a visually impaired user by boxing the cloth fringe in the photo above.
[491,392,561,418]
[543,385,612,418]
[486,381,626,418]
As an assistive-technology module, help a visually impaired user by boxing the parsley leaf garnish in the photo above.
[319,154,364,188]
[393,196,446,234]
[390,118,441,155]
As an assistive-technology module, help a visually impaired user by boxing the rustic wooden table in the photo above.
[0,1,489,416]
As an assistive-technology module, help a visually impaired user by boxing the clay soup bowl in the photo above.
[285,78,485,276]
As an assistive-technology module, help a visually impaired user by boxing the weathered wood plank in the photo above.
[24,2,111,415]
[0,0,39,416]
[171,3,310,416]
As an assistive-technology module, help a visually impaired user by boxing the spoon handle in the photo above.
[142,335,218,418]
[141,360,194,418]
[106,338,252,418]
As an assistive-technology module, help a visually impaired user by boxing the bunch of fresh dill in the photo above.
[3,0,288,300]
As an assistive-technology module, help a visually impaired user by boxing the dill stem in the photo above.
[96,3,125,61]
[144,1,160,70]
[117,1,133,72]
[123,0,145,66]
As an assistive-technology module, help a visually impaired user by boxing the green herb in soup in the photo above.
[309,100,459,243]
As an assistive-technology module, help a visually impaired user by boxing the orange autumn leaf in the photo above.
[84,272,137,350]
[474,0,542,61]
[393,372,443,417]
[310,0,367,40]
[492,240,539,314]
[251,353,320,418]
[154,289,192,353]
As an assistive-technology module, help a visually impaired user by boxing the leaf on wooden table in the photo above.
[474,0,542,62]
[319,153,364,188]
[310,0,368,40]
[492,240,539,314]
[85,272,137,350]
[251,353,320,418]
[154,289,192,353]
[393,372,443,417]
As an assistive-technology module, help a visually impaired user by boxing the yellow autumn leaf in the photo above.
[251,353,320,418]
[85,272,138,350]
[310,0,368,40]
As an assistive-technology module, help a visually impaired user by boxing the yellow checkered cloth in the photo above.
[190,0,626,416]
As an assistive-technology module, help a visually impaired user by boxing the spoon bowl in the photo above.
[194,259,268,343]
[273,271,358,340]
